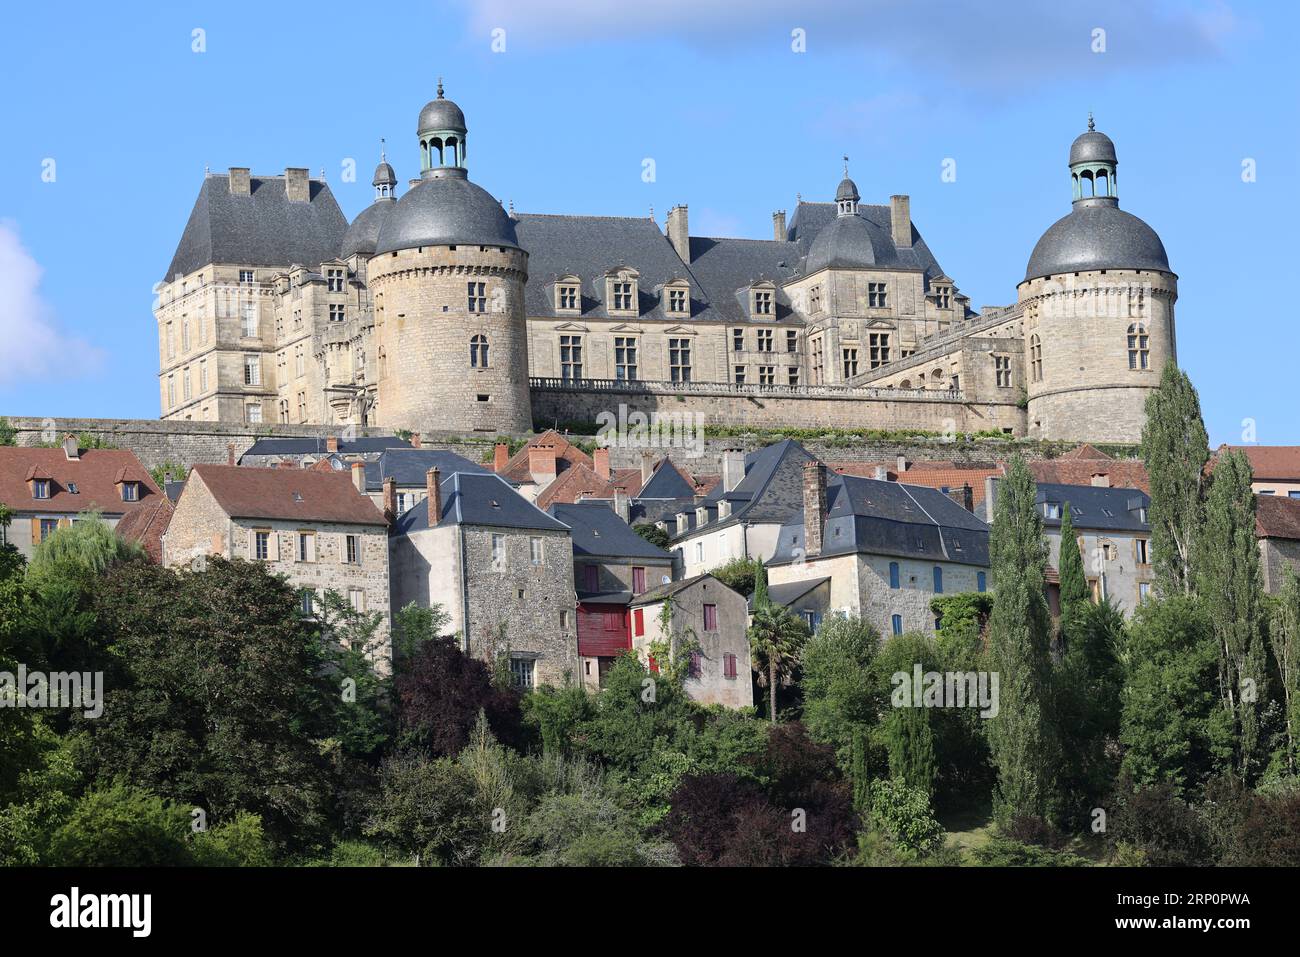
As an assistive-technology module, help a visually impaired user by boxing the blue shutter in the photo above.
[933,566,943,593]
[977,572,987,593]
[891,614,902,635]
[889,562,900,589]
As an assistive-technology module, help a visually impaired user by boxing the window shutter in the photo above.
[268,531,280,562]
[32,518,41,545]
[248,528,257,557]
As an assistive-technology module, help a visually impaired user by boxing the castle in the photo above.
[154,87,1176,445]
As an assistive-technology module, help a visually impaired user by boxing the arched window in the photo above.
[1127,323,1149,370]
[1029,333,1043,382]
[470,334,489,368]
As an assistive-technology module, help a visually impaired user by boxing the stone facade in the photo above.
[631,575,753,709]
[1046,527,1154,617]
[389,523,578,687]
[162,469,392,671]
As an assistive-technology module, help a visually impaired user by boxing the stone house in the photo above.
[0,438,162,560]
[983,477,1153,617]
[1256,494,1300,594]
[629,574,753,709]
[1220,446,1300,499]
[388,467,578,689]
[766,461,991,637]
[749,577,833,633]
[162,463,392,669]
[547,501,675,689]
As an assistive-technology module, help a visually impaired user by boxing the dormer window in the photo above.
[32,479,51,500]
[326,268,345,293]
[696,506,708,527]
[1044,502,1061,519]
[121,482,140,503]
[663,280,690,318]
[605,268,640,315]
[554,276,581,313]
[751,283,776,318]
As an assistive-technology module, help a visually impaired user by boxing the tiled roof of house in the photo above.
[496,429,592,484]
[394,471,568,534]
[1026,447,1148,492]
[114,496,175,563]
[0,447,161,516]
[190,464,385,526]
[769,472,991,568]
[1222,446,1300,482]
[893,466,1005,508]
[1256,494,1300,540]
[164,173,348,281]
[549,501,674,561]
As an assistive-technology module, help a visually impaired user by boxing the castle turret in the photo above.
[1018,116,1177,444]
[367,83,532,434]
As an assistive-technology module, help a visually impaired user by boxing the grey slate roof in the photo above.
[748,576,830,612]
[374,169,519,255]
[340,198,396,259]
[637,461,698,500]
[164,174,348,282]
[1034,482,1151,533]
[668,439,817,539]
[1023,201,1170,282]
[686,236,803,324]
[394,471,568,534]
[239,436,412,460]
[548,501,675,561]
[630,572,728,606]
[768,473,991,567]
[1070,130,1117,166]
[363,448,489,491]
[787,201,948,288]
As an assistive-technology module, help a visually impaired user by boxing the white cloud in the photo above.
[0,222,103,388]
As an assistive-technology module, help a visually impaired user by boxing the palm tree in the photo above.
[748,605,809,722]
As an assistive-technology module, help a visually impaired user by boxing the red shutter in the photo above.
[703,603,717,631]
[632,566,646,594]
[648,654,659,674]
[633,608,644,637]
[723,653,737,678]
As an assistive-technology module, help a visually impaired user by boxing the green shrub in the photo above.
[868,778,945,858]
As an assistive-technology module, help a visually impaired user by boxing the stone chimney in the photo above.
[593,446,611,480]
[984,476,999,518]
[410,432,422,449]
[326,436,339,453]
[896,454,908,474]
[641,450,656,485]
[947,483,975,513]
[382,477,397,523]
[721,447,746,493]
[528,444,557,486]
[494,442,510,472]
[228,167,251,196]
[61,434,79,461]
[873,465,888,481]
[613,485,630,523]
[351,461,366,493]
[666,205,690,262]
[890,195,911,248]
[1091,472,1111,488]
[226,442,237,466]
[772,210,786,241]
[803,460,828,557]
[285,167,310,203]
[427,468,442,526]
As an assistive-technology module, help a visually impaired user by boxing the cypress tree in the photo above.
[1140,363,1209,597]
[986,455,1059,823]
[752,556,770,613]
[1197,449,1268,779]
[1057,502,1089,613]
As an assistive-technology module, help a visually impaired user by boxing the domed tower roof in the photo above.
[373,173,519,254]
[372,159,397,188]
[418,79,466,133]
[835,176,860,203]
[340,200,396,259]
[1023,115,1171,283]
[804,212,897,273]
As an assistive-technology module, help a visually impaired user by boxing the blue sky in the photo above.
[0,0,1293,446]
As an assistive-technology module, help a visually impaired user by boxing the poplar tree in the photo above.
[1140,363,1209,597]
[1056,502,1089,615]
[1269,567,1300,774]
[1197,449,1268,779]
[985,455,1059,823]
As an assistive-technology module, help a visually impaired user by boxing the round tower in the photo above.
[367,83,532,434]
[1018,115,1177,445]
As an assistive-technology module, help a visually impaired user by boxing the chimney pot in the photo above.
[721,447,746,493]
[427,468,442,526]
[802,460,828,557]
[351,461,366,494]
[528,444,558,486]
[666,205,690,263]
[285,167,310,203]
[613,485,630,523]
[890,194,911,248]
[1091,472,1111,487]
[896,454,908,473]
[641,450,656,485]
[494,442,510,473]
[772,210,786,241]
[62,434,79,461]
[410,432,422,449]
[873,465,888,481]
[228,167,251,196]
[226,442,237,466]
[326,436,340,453]
[382,477,397,523]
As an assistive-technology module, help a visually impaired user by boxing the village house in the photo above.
[0,437,162,560]
[1256,493,1300,593]
[629,574,753,709]
[548,500,675,688]
[388,466,578,688]
[1220,446,1300,499]
[162,463,392,669]
[766,461,991,637]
